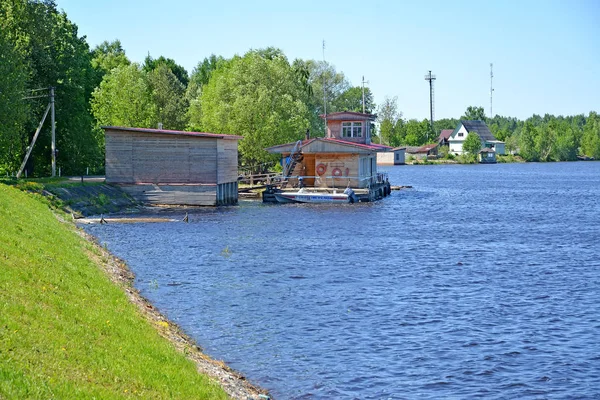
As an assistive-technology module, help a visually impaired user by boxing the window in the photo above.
[342,122,363,138]
[458,132,464,137]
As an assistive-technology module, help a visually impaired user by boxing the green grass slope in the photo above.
[0,184,228,399]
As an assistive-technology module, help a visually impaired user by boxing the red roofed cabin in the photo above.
[265,112,391,201]
[103,126,241,206]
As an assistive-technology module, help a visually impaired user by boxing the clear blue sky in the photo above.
[59,0,599,121]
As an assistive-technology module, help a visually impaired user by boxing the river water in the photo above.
[85,162,600,399]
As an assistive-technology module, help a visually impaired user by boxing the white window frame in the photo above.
[341,121,363,138]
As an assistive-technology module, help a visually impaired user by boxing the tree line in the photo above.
[1,0,598,177]
[377,104,600,162]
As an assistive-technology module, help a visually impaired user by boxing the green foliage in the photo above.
[581,111,600,158]
[455,153,477,164]
[332,86,375,114]
[90,39,131,86]
[305,59,350,117]
[200,49,310,166]
[463,131,482,155]
[518,121,539,161]
[91,64,157,128]
[462,106,487,121]
[0,0,102,176]
[377,96,400,146]
[403,119,432,146]
[147,64,189,130]
[143,54,189,87]
[0,28,28,175]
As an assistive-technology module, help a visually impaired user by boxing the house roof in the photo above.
[319,111,376,121]
[479,147,496,153]
[102,126,243,140]
[405,143,437,154]
[438,129,453,142]
[266,137,383,154]
[452,120,497,142]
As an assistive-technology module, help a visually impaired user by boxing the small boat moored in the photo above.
[274,188,357,204]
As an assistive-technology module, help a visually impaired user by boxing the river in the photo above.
[84,162,600,399]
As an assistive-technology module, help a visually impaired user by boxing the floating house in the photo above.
[103,126,242,206]
[478,148,497,163]
[449,120,505,155]
[264,111,391,202]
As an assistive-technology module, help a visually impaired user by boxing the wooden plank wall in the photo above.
[217,139,239,184]
[105,129,239,186]
[105,132,132,183]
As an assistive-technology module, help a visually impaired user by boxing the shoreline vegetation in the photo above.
[405,154,526,165]
[0,183,268,399]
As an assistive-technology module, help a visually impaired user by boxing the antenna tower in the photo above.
[322,40,327,136]
[424,70,436,132]
[490,63,494,118]
[361,75,369,114]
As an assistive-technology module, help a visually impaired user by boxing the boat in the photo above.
[273,187,357,204]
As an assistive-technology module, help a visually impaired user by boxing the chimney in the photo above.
[157,122,163,130]
[305,128,310,141]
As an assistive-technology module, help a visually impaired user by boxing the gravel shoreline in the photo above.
[76,224,271,399]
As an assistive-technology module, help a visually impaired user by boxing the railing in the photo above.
[274,174,386,189]
[283,140,303,178]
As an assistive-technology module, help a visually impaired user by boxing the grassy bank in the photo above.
[0,184,228,399]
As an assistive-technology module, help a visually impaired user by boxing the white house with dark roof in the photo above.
[449,120,505,155]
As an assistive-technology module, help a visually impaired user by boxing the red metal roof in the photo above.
[102,126,243,140]
[322,138,389,151]
[319,111,376,120]
[438,129,453,141]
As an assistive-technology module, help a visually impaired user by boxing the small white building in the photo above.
[377,147,405,165]
[449,120,505,155]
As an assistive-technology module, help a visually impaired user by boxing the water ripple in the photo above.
[86,162,600,399]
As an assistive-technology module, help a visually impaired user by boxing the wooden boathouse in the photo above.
[264,111,392,202]
[103,126,242,206]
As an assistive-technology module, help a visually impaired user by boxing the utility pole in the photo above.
[490,63,494,119]
[51,86,56,177]
[424,70,436,138]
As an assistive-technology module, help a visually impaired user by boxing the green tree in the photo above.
[200,48,310,167]
[332,86,375,114]
[404,119,431,146]
[90,39,130,84]
[553,122,577,161]
[535,122,556,161]
[376,96,400,145]
[462,106,486,121]
[147,63,188,130]
[581,111,600,158]
[463,131,482,155]
[186,55,228,131]
[305,60,350,118]
[1,0,101,175]
[0,28,29,175]
[91,64,156,128]
[518,120,539,161]
[143,54,189,87]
